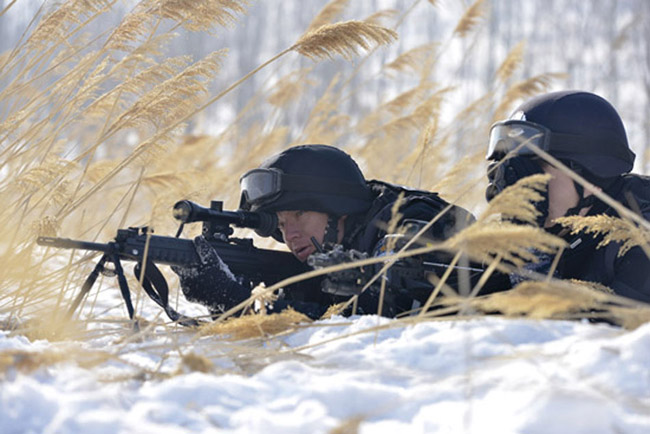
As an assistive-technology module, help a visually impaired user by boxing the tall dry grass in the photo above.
[0,0,648,363]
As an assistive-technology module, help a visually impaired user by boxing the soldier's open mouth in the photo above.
[295,245,313,261]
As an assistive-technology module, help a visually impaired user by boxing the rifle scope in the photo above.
[173,200,278,237]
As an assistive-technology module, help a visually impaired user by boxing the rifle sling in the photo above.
[133,260,203,327]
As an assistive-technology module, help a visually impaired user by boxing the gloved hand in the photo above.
[171,235,250,315]
[307,244,370,296]
[508,249,559,286]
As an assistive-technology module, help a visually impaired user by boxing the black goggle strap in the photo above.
[323,214,340,246]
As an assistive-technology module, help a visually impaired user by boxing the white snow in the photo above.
[1,314,649,433]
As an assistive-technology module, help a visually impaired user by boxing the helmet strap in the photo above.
[564,181,596,217]
[322,214,340,247]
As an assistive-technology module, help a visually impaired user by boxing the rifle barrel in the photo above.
[37,236,110,253]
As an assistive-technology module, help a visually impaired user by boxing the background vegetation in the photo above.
[1,0,649,338]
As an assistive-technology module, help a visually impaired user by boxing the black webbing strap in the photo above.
[133,260,203,327]
[323,214,340,245]
[564,181,597,217]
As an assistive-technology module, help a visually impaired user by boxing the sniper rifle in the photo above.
[36,200,309,327]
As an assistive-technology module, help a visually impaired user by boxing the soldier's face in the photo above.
[276,210,344,262]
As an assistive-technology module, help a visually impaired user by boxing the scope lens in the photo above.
[172,201,192,222]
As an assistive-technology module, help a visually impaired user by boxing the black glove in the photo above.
[508,249,559,286]
[171,236,250,315]
[307,244,370,296]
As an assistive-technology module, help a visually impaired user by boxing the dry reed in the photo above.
[453,0,487,38]
[305,0,350,34]
[292,21,398,61]
[199,308,311,340]
[556,214,650,257]
[363,9,399,26]
[478,173,551,224]
[495,40,526,84]
[493,72,568,122]
[0,0,646,380]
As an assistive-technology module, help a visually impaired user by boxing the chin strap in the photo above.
[564,181,596,217]
[322,214,340,247]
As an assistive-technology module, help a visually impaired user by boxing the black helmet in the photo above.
[487,90,635,180]
[239,144,372,216]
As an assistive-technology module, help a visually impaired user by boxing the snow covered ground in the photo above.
[2,312,649,433]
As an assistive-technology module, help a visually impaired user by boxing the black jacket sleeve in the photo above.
[610,246,650,304]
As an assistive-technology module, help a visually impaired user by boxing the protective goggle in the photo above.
[239,168,370,209]
[240,168,285,207]
[486,120,553,160]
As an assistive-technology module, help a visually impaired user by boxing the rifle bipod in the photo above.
[68,242,202,329]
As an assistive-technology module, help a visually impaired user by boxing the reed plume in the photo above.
[429,278,648,329]
[25,0,109,48]
[180,353,214,373]
[444,279,618,319]
[0,346,111,374]
[68,18,398,214]
[292,21,398,61]
[305,0,350,34]
[299,74,351,144]
[363,9,398,25]
[108,50,226,136]
[267,68,315,108]
[399,113,444,187]
[11,157,77,197]
[380,88,451,138]
[453,0,487,38]
[479,173,551,224]
[444,221,566,269]
[430,150,482,205]
[31,216,60,238]
[385,43,438,77]
[357,83,433,135]
[495,40,526,84]
[200,308,310,340]
[105,10,157,52]
[556,214,650,256]
[493,72,567,121]
[148,0,250,32]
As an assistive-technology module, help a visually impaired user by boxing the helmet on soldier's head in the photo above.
[487,90,635,184]
[239,144,372,216]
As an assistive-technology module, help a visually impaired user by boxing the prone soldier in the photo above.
[172,144,485,319]
[486,90,650,302]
